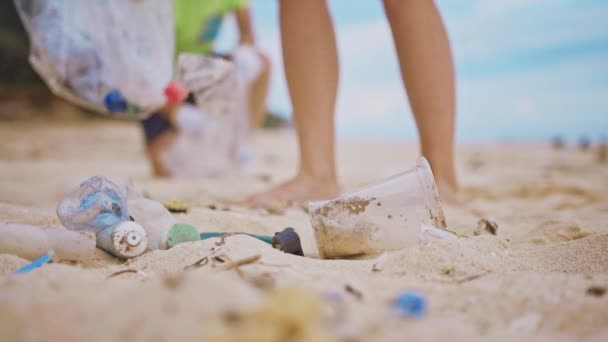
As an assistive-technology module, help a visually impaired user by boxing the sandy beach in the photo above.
[0,119,607,341]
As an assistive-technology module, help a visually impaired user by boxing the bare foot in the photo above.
[245,173,340,208]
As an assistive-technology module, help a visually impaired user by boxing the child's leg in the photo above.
[141,102,182,177]
[383,0,458,201]
[246,0,339,206]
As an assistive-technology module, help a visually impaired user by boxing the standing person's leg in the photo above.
[248,52,271,129]
[383,0,458,201]
[246,0,339,206]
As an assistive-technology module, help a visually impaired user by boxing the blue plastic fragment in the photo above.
[104,90,127,113]
[13,252,54,275]
[394,291,426,318]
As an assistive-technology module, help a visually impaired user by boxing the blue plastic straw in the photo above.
[13,252,54,275]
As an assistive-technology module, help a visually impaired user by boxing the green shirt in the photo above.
[173,0,248,55]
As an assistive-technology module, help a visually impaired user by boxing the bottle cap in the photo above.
[164,80,188,104]
[104,90,127,113]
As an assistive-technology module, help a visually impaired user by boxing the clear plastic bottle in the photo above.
[127,198,177,250]
[57,176,148,258]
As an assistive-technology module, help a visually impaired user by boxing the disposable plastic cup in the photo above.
[309,157,447,259]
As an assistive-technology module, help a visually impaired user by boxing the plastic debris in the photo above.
[57,176,149,258]
[128,197,177,250]
[200,232,272,245]
[272,227,304,256]
[164,80,188,105]
[200,228,304,256]
[96,221,148,259]
[166,223,201,248]
[372,253,388,272]
[419,224,462,241]
[394,292,427,318]
[309,157,448,259]
[0,223,95,261]
[15,0,175,118]
[163,54,249,178]
[57,176,129,233]
[13,251,54,275]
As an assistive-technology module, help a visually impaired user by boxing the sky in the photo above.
[216,0,608,141]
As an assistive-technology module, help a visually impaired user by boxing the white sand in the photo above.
[0,120,607,341]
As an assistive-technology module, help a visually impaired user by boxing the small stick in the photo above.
[220,254,262,276]
[454,272,489,284]
[107,269,149,279]
[184,256,209,270]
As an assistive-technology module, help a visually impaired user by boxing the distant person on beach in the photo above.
[246,0,458,205]
[145,0,271,177]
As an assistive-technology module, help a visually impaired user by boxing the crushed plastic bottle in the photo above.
[0,223,95,261]
[57,176,148,258]
[57,176,129,233]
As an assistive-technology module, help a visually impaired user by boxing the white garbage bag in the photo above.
[14,0,175,119]
[161,54,249,177]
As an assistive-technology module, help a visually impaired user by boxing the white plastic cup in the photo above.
[309,157,447,259]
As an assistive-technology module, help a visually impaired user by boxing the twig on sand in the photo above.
[107,269,150,279]
[453,272,490,284]
[219,254,262,276]
[184,254,262,274]
[184,256,210,270]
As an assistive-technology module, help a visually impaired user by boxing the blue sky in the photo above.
[217,0,608,141]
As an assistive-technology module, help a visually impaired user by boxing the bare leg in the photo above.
[248,52,271,129]
[143,104,179,177]
[383,0,458,202]
[246,0,340,206]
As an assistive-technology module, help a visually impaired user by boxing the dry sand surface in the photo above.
[0,120,607,341]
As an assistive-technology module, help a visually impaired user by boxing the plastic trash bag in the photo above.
[14,0,175,119]
[161,53,250,177]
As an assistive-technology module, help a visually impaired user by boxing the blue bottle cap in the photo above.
[104,90,127,113]
[394,291,426,318]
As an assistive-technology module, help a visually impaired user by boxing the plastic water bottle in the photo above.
[57,176,128,233]
[127,197,177,250]
[57,176,148,258]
